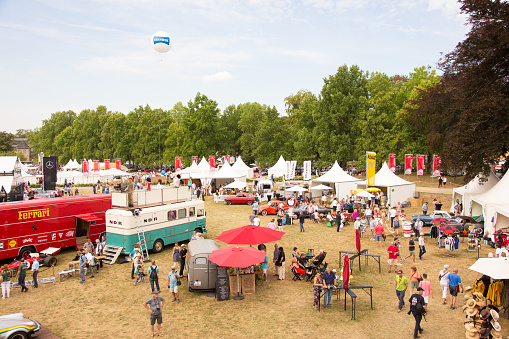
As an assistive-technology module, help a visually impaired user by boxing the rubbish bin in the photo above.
[286,214,292,225]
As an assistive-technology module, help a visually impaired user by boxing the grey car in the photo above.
[0,313,41,339]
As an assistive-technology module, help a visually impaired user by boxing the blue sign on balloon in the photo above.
[153,36,170,45]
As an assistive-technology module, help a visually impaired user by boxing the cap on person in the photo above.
[171,265,176,270]
[417,287,424,291]
[396,270,403,274]
[152,290,160,294]
[444,264,449,269]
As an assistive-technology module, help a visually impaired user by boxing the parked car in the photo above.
[411,210,456,227]
[420,215,484,237]
[291,203,331,218]
[224,193,255,205]
[258,200,289,216]
[0,313,41,339]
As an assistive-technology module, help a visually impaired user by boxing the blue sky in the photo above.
[0,0,469,133]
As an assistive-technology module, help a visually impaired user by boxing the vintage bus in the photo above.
[0,195,111,260]
[105,199,207,255]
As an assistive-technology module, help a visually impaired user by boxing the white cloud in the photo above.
[203,71,233,82]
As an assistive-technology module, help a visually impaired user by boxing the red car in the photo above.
[257,200,289,216]
[224,193,255,205]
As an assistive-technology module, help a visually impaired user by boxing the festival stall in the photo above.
[452,171,499,216]
[356,162,416,207]
[231,156,254,179]
[267,155,286,179]
[211,162,246,190]
[311,161,362,199]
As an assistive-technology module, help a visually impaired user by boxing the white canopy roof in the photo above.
[310,184,333,190]
[469,257,509,279]
[286,186,308,192]
[268,155,286,178]
[63,159,80,170]
[232,156,250,171]
[175,162,201,175]
[356,191,374,198]
[471,170,509,207]
[198,157,211,172]
[454,171,499,196]
[0,156,21,173]
[361,162,415,187]
[224,180,248,189]
[100,168,130,177]
[58,170,82,178]
[313,161,362,184]
[211,161,244,179]
[0,176,14,193]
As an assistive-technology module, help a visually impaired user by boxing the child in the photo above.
[403,235,416,263]
[418,273,433,311]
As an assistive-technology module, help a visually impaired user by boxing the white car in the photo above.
[0,313,41,339]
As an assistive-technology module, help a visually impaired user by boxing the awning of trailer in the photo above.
[74,214,101,222]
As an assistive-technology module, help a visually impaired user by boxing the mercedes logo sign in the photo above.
[45,161,54,169]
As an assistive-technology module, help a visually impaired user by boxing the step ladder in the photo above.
[103,245,123,264]
[135,215,150,262]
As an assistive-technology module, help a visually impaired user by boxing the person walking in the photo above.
[172,243,180,272]
[389,206,397,229]
[408,287,425,338]
[322,266,336,308]
[167,266,180,303]
[273,243,279,276]
[252,200,259,216]
[16,260,29,292]
[143,290,165,337]
[78,250,87,284]
[446,267,464,309]
[409,266,421,295]
[422,202,428,215]
[130,246,140,279]
[277,216,283,232]
[298,212,305,232]
[148,260,160,293]
[375,222,384,248]
[95,239,104,271]
[418,234,426,260]
[395,270,408,312]
[276,247,286,280]
[261,248,268,282]
[387,241,399,273]
[403,235,416,263]
[85,248,95,278]
[31,257,39,288]
[179,244,187,278]
[1,264,11,298]
[418,274,433,311]
[439,265,450,305]
[313,271,325,311]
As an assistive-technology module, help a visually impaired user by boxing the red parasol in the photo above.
[207,246,267,301]
[439,225,459,235]
[216,225,285,245]
[355,229,361,255]
[432,218,451,225]
[342,254,350,289]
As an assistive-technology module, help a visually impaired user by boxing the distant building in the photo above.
[12,138,31,161]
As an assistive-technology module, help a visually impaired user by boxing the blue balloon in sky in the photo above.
[152,31,172,53]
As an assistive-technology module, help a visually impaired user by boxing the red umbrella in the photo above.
[207,246,267,300]
[342,254,350,289]
[216,225,285,245]
[439,225,459,234]
[355,229,361,255]
[432,218,451,225]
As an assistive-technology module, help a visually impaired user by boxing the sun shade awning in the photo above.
[75,214,101,222]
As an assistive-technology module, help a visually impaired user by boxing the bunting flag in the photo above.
[209,156,215,169]
[405,154,413,175]
[303,161,312,181]
[104,159,110,170]
[192,156,198,164]
[93,160,99,172]
[389,154,396,173]
[83,161,89,175]
[225,155,230,165]
[115,158,121,170]
[366,152,376,186]
[175,157,182,171]
[433,155,442,176]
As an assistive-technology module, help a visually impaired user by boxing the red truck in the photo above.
[0,195,111,261]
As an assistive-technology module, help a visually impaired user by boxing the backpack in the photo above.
[415,302,426,315]
[150,266,158,280]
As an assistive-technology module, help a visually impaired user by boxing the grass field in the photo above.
[1,184,507,339]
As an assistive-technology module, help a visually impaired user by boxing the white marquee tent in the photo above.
[0,156,23,193]
[211,161,245,187]
[452,171,499,215]
[198,157,211,172]
[356,162,416,206]
[63,159,81,170]
[312,161,362,198]
[471,171,509,237]
[231,156,254,179]
[268,155,286,178]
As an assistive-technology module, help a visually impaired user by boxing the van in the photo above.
[186,239,220,291]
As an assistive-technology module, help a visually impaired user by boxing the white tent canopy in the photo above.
[471,171,509,237]
[356,162,416,206]
[452,171,499,215]
[198,157,211,172]
[310,184,333,190]
[212,162,245,188]
[356,191,374,198]
[0,156,23,190]
[231,156,254,179]
[63,159,80,170]
[0,176,14,193]
[286,186,308,192]
[312,161,362,198]
[224,180,249,189]
[469,257,509,279]
[268,155,286,178]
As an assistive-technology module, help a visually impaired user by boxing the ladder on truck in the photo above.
[133,209,150,262]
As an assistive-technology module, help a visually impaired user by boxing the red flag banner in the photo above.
[115,158,121,170]
[83,161,89,174]
[433,155,441,176]
[104,159,110,170]
[405,154,413,175]
[192,156,198,165]
[175,157,182,171]
[389,154,396,173]
[225,155,230,165]
[93,160,99,172]
[417,155,425,176]
[209,156,215,169]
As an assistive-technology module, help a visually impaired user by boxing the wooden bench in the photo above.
[58,270,74,282]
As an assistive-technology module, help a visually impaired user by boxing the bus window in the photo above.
[168,210,176,221]
[177,209,186,219]
[189,207,195,217]
[195,257,207,265]
[197,209,204,217]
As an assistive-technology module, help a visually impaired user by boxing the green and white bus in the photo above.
[105,200,206,254]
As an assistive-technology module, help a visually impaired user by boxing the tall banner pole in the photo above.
[366,151,376,187]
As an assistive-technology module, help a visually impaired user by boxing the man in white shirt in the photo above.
[354,217,361,231]
[365,207,372,226]
[31,259,40,288]
[495,244,508,258]
[389,207,397,228]
[85,248,96,278]
[418,234,426,260]
[253,216,260,226]
[330,198,338,212]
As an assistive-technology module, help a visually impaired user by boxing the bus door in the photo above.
[188,206,198,232]
[75,214,101,249]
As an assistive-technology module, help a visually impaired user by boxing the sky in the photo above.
[0,0,470,134]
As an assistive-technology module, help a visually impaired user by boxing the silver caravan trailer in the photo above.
[186,239,220,291]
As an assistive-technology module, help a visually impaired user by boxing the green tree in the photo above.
[218,104,242,157]
[31,110,76,156]
[0,131,14,152]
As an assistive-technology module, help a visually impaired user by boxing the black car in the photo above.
[291,203,331,218]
